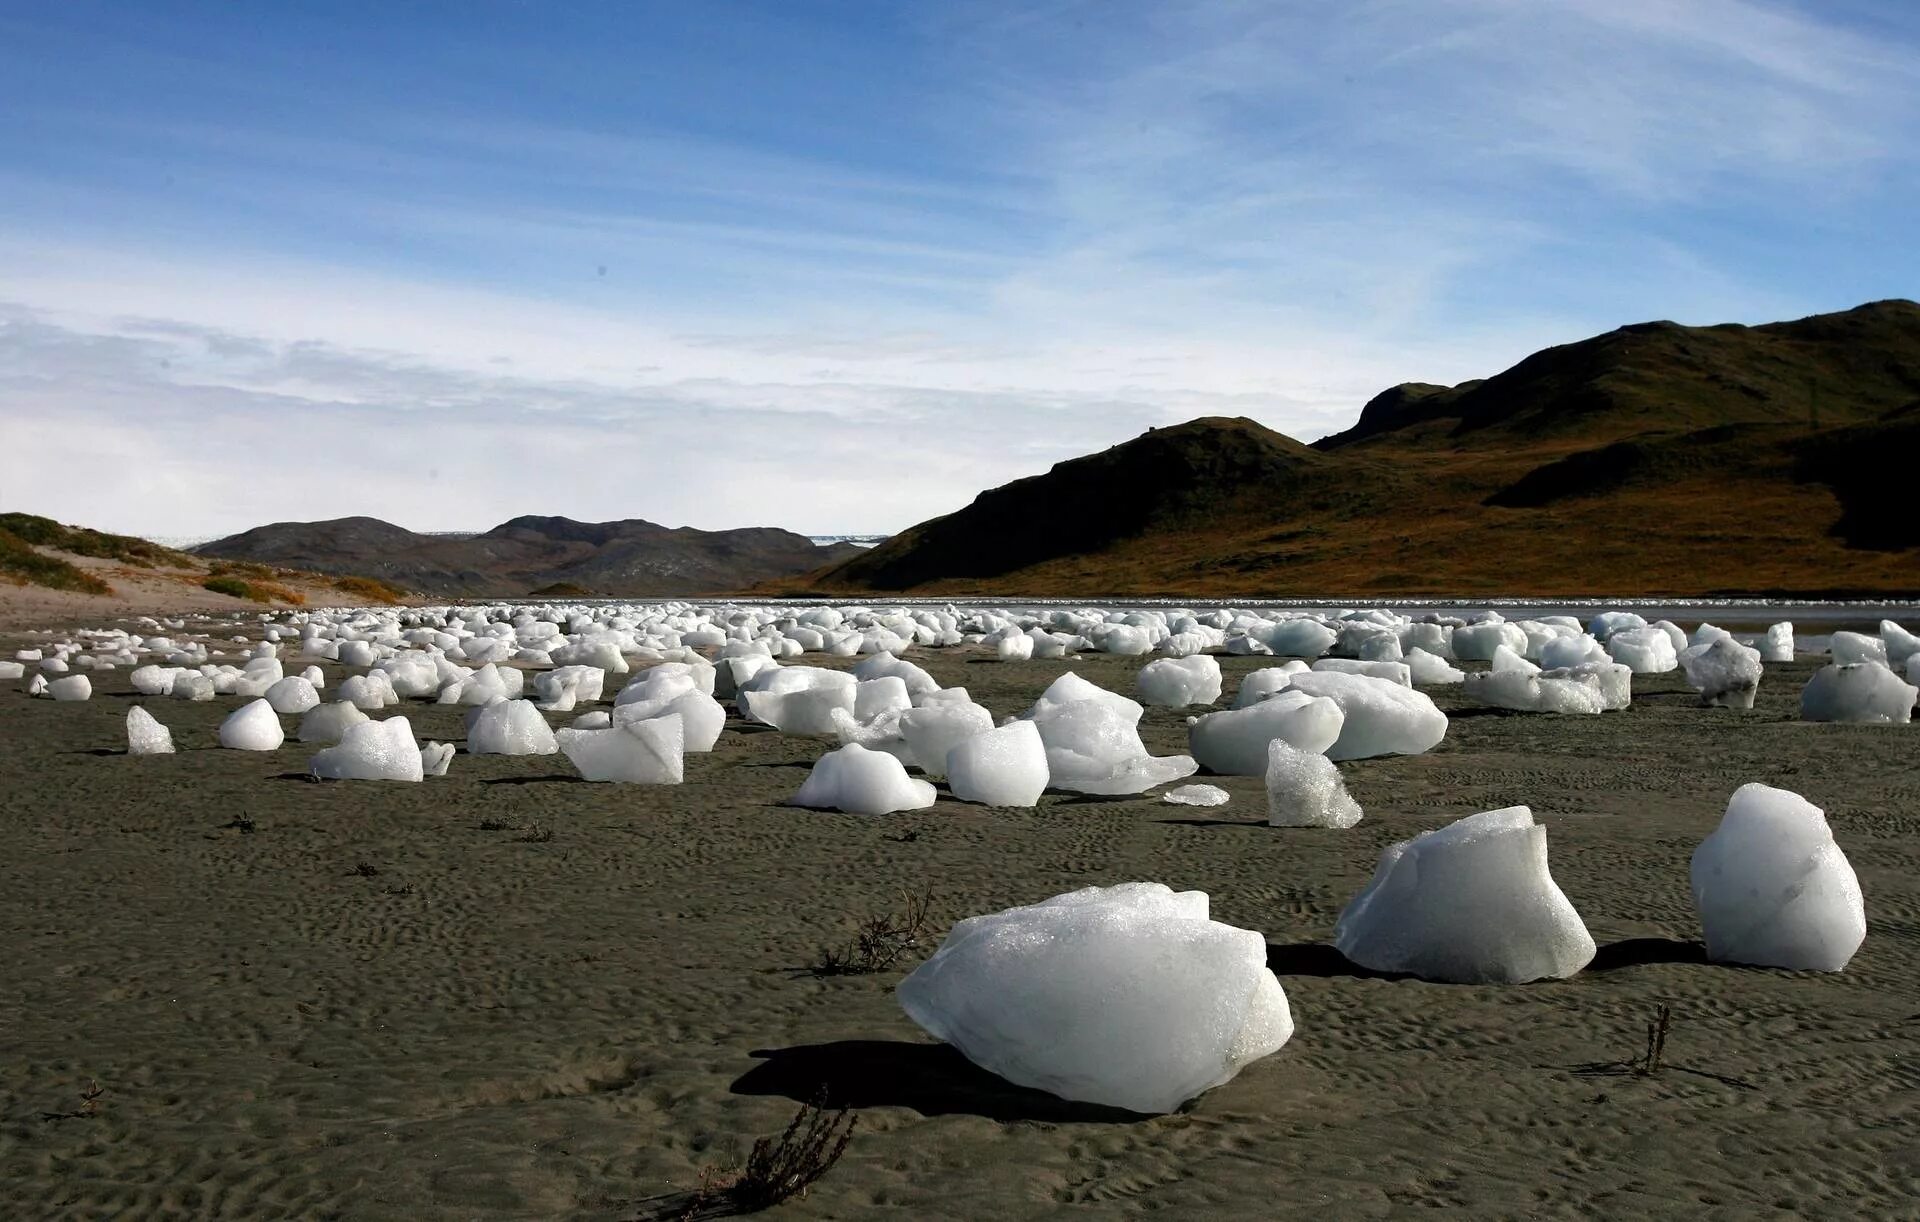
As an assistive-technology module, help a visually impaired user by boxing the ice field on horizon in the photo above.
[5,595,1910,1113]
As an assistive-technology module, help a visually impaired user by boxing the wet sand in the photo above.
[1,645,1915,1219]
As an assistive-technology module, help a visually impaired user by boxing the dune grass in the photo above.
[0,528,114,595]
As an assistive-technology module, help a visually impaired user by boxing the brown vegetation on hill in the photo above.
[798,300,1920,598]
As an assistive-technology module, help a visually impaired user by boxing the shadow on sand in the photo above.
[731,1040,1149,1123]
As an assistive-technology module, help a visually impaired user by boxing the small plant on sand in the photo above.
[477,818,514,831]
[222,813,257,834]
[668,1093,857,1218]
[350,862,380,877]
[518,823,554,843]
[40,1079,105,1123]
[812,887,932,976]
[1573,1003,1754,1089]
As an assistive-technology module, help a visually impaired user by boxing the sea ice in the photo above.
[1334,807,1595,983]
[126,706,174,755]
[1800,662,1916,723]
[946,720,1049,807]
[467,699,560,755]
[1285,672,1448,760]
[1187,692,1345,775]
[1136,655,1223,708]
[218,699,284,751]
[1690,784,1865,971]
[47,675,91,701]
[1680,638,1764,709]
[1162,784,1230,807]
[896,882,1293,1114]
[558,715,684,783]
[789,742,936,813]
[311,717,425,782]
[1265,738,1362,828]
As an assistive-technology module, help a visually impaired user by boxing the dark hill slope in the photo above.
[199,515,855,598]
[798,301,1920,597]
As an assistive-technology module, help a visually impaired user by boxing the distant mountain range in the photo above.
[796,299,1920,598]
[196,515,865,598]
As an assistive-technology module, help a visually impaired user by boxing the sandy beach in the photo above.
[0,641,1914,1219]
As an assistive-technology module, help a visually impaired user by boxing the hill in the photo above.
[796,300,1920,597]
[197,515,862,598]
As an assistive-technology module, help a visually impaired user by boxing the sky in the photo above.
[2,0,1916,539]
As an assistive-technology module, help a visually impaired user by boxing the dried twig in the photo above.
[812,888,932,976]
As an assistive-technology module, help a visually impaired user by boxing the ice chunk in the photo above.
[130,664,174,696]
[1230,663,1307,708]
[264,675,321,715]
[299,700,370,743]
[1882,621,1920,666]
[1800,662,1916,723]
[420,741,454,777]
[1285,672,1447,761]
[1830,631,1888,666]
[1403,648,1465,685]
[1265,739,1361,828]
[336,673,397,710]
[1761,622,1795,663]
[897,882,1293,1114]
[1605,627,1679,674]
[1022,675,1197,794]
[1163,784,1230,807]
[1453,621,1528,662]
[995,633,1034,661]
[467,699,560,755]
[1260,618,1335,659]
[1334,807,1595,983]
[1539,635,1608,670]
[897,702,994,779]
[789,742,936,813]
[126,706,174,755]
[0,661,24,681]
[1188,691,1345,775]
[1312,658,1412,687]
[1136,655,1223,708]
[48,675,92,701]
[218,699,285,751]
[1463,668,1606,715]
[855,676,913,722]
[1680,638,1764,709]
[311,717,425,782]
[612,688,726,752]
[1690,783,1864,971]
[1490,645,1538,675]
[947,720,1049,807]
[571,711,612,729]
[558,715,685,783]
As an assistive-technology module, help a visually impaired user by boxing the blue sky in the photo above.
[2,1,1916,537]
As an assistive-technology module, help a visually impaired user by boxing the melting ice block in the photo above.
[1334,807,1595,983]
[897,702,994,779]
[218,699,284,751]
[1265,738,1362,828]
[897,882,1293,1114]
[1681,638,1764,709]
[311,717,424,781]
[264,676,320,715]
[1188,691,1344,776]
[47,675,92,702]
[420,741,454,777]
[1136,655,1223,708]
[1286,672,1447,761]
[1690,784,1864,971]
[789,742,936,814]
[1606,628,1679,674]
[1163,784,1230,807]
[1024,676,1197,794]
[946,720,1049,807]
[558,715,684,783]
[467,699,559,755]
[126,706,174,755]
[300,700,370,744]
[1800,663,1916,724]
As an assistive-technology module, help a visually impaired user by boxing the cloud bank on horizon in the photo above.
[2,0,1915,538]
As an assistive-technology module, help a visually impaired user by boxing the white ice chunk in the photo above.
[897,702,994,779]
[299,700,370,744]
[1265,738,1362,828]
[1285,672,1448,761]
[789,741,936,813]
[1163,784,1230,807]
[897,882,1293,1114]
[1680,638,1764,709]
[420,741,454,777]
[1188,691,1345,776]
[558,715,685,783]
[1606,627,1680,674]
[1403,648,1465,685]
[946,720,1049,807]
[1690,783,1864,971]
[1230,663,1307,708]
[1136,655,1223,708]
[1800,662,1916,723]
[47,675,91,701]
[311,717,425,782]
[467,699,560,755]
[218,699,284,751]
[1830,631,1888,666]
[264,675,321,715]
[1761,622,1795,663]
[612,688,726,752]
[1334,807,1595,983]
[126,706,174,755]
